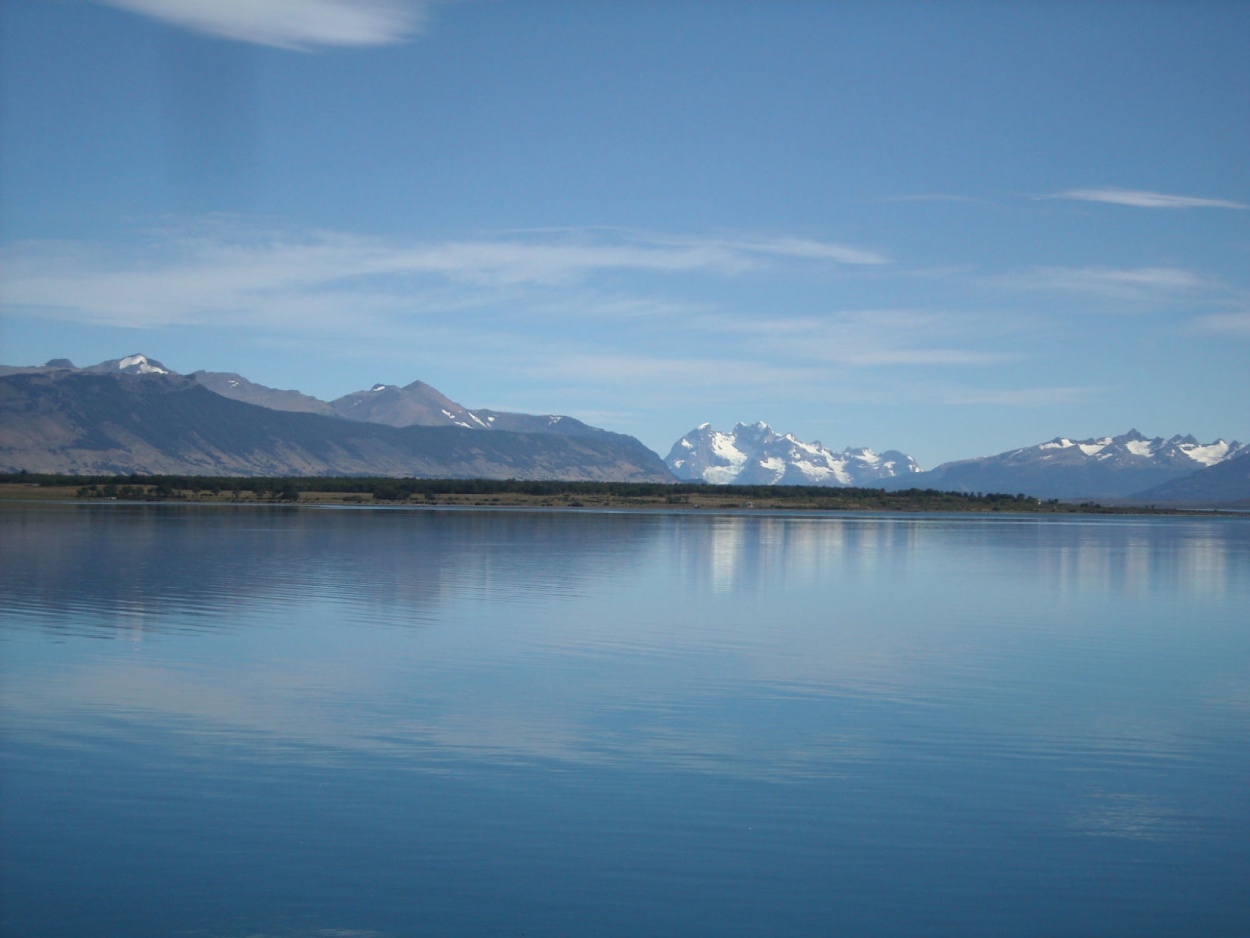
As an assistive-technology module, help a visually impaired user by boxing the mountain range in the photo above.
[0,356,674,481]
[668,422,1246,502]
[877,429,1246,500]
[197,367,618,437]
[2,354,1246,503]
[667,421,921,486]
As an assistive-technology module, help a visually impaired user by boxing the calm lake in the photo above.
[2,503,1248,937]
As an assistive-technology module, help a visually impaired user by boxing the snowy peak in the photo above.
[914,430,1248,499]
[1023,430,1243,468]
[85,353,173,376]
[666,422,921,486]
[118,354,169,375]
[1031,431,1244,468]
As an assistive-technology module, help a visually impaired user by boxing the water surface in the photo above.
[2,504,1248,936]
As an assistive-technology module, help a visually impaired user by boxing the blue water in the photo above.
[2,504,1248,937]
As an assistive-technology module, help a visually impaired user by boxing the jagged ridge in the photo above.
[666,421,921,486]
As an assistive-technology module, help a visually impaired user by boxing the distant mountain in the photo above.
[1129,448,1250,504]
[666,422,922,486]
[886,430,1247,499]
[9,355,338,416]
[324,380,614,442]
[191,364,616,445]
[0,360,674,481]
[1,353,176,378]
[329,380,486,427]
[6,355,1244,497]
[84,353,173,376]
[466,411,610,438]
[190,370,335,416]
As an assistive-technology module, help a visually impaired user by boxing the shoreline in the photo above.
[0,483,1229,516]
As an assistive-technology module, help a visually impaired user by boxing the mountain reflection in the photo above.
[3,505,1246,789]
[684,515,922,593]
[3,508,1241,639]
[1,503,661,635]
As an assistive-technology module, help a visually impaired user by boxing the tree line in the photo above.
[2,470,1064,509]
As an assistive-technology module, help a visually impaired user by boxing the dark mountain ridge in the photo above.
[1128,448,1250,505]
[0,364,674,481]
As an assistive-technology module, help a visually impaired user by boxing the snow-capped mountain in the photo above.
[7,353,1247,501]
[666,422,922,486]
[1031,431,1242,468]
[889,429,1248,499]
[83,353,172,375]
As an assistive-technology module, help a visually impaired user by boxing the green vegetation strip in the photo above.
[0,471,1168,513]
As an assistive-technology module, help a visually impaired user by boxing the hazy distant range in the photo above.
[1,355,1246,504]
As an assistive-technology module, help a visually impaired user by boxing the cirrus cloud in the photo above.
[93,0,429,50]
[1052,187,1248,210]
[1191,312,1250,338]
[990,265,1211,304]
[0,222,889,330]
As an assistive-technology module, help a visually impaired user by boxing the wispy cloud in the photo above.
[713,310,1019,366]
[0,223,889,329]
[1191,312,1250,338]
[992,265,1210,303]
[703,237,889,266]
[93,0,428,50]
[4,219,1068,435]
[1051,187,1248,210]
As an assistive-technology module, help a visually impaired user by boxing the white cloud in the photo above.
[993,265,1209,302]
[0,223,890,329]
[1052,187,1248,210]
[94,0,426,50]
[0,220,1020,425]
[701,236,889,266]
[1191,312,1250,338]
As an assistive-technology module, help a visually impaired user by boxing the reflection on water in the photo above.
[1,503,662,634]
[4,506,1243,634]
[2,504,1248,937]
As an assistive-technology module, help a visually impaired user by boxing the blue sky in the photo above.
[2,0,1247,467]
